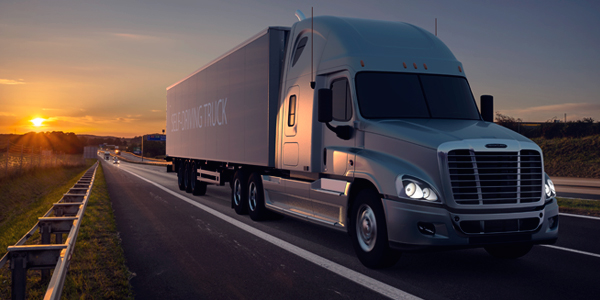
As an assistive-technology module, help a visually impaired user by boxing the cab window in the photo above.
[292,37,308,67]
[331,78,352,121]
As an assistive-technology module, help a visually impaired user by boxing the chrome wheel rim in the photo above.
[233,179,242,206]
[248,182,257,211]
[356,204,377,252]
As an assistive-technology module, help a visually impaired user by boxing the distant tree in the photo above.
[495,113,522,133]
[13,131,84,154]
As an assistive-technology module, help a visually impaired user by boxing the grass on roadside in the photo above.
[0,162,94,257]
[0,162,133,299]
[557,197,600,217]
[533,135,600,178]
[60,163,133,299]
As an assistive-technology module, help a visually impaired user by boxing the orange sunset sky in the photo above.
[1,0,599,137]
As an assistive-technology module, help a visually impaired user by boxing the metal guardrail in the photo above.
[0,162,99,300]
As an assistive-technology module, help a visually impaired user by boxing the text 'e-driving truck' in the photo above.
[166,14,559,268]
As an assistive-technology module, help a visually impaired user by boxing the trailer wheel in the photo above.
[232,170,248,215]
[248,173,267,221]
[484,243,533,259]
[185,161,193,193]
[349,189,401,269]
[177,161,186,191]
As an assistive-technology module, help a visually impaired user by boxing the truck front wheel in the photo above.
[484,243,533,259]
[248,173,267,221]
[232,170,248,215]
[349,189,401,269]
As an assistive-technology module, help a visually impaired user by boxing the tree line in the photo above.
[2,132,165,157]
[495,114,599,139]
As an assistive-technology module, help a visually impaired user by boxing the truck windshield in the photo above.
[355,72,481,120]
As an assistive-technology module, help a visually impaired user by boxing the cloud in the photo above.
[116,117,139,123]
[0,79,25,85]
[44,115,140,126]
[0,112,16,116]
[111,33,161,41]
[151,109,162,113]
[501,103,600,115]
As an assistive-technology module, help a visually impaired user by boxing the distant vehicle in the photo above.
[104,151,110,160]
[113,157,119,164]
[166,14,559,268]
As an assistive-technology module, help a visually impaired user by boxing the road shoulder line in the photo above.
[541,245,600,259]
[559,213,600,221]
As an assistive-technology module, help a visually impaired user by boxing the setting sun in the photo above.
[30,118,46,127]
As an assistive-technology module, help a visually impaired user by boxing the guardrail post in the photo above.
[10,252,27,300]
[40,223,52,281]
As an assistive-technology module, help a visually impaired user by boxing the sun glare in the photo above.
[31,118,46,127]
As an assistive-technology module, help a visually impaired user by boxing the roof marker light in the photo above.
[360,60,365,67]
[423,63,428,70]
[403,62,407,68]
[458,66,462,72]
[413,63,417,69]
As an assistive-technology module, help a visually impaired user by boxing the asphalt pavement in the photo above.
[100,159,600,300]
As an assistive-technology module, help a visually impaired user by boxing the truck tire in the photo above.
[177,161,186,191]
[185,161,193,193]
[232,170,248,215]
[349,189,401,269]
[248,173,267,221]
[484,243,533,259]
[193,181,207,196]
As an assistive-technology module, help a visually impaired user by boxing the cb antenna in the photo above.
[310,7,315,89]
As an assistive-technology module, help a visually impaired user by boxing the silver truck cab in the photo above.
[272,16,558,267]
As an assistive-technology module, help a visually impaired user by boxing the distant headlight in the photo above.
[396,176,439,202]
[545,174,556,198]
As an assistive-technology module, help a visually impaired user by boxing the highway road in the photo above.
[100,159,600,300]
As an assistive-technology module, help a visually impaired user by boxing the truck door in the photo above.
[277,85,314,217]
[321,73,356,176]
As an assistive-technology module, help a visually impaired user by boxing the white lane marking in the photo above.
[559,213,600,221]
[541,245,600,259]
[119,168,420,300]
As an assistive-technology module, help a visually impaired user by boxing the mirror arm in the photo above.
[325,122,353,140]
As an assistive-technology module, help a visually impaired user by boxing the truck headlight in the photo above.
[545,174,556,198]
[396,176,439,202]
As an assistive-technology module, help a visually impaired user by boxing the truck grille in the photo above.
[447,150,543,205]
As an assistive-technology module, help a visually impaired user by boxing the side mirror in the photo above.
[480,95,494,122]
[318,89,333,123]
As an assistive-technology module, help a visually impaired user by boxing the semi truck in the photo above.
[166,14,559,268]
